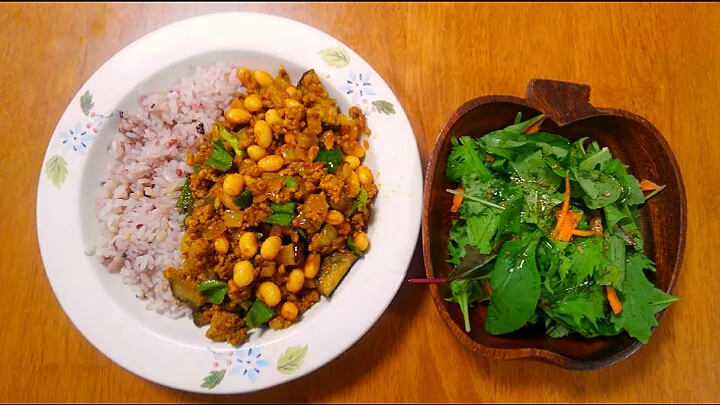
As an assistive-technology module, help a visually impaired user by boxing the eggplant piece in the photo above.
[193,308,211,327]
[329,194,354,215]
[317,251,359,297]
[297,69,318,89]
[277,240,306,266]
[165,268,206,309]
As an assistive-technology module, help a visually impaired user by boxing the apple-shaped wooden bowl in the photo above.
[421,79,686,370]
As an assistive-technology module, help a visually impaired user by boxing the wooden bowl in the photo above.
[421,79,687,370]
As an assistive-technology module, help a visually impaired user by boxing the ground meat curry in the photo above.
[164,68,377,346]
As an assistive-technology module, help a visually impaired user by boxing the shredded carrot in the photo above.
[522,116,547,135]
[486,154,495,162]
[450,185,463,213]
[558,211,582,241]
[571,229,595,237]
[483,279,492,296]
[552,171,572,239]
[606,286,623,314]
[640,179,660,191]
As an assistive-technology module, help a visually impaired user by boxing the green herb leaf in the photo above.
[486,236,541,335]
[494,194,523,245]
[610,252,680,343]
[566,236,605,284]
[573,168,623,209]
[270,202,297,214]
[514,112,523,124]
[446,279,489,332]
[245,300,276,329]
[578,147,612,171]
[347,237,364,257]
[348,189,369,216]
[503,113,545,134]
[233,190,253,209]
[177,180,193,209]
[44,154,68,188]
[315,149,343,174]
[543,284,608,334]
[284,176,297,189]
[216,122,243,156]
[263,212,295,226]
[511,149,563,189]
[447,219,470,266]
[197,280,229,305]
[203,141,233,172]
[596,231,626,290]
[445,136,493,183]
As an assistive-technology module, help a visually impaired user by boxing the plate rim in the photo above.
[36,11,423,394]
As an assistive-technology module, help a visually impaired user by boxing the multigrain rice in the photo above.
[92,63,240,318]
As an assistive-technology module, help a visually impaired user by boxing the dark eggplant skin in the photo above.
[317,251,358,297]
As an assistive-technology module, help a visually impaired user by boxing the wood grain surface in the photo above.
[0,2,718,403]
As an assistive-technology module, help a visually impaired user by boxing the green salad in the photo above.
[441,113,678,344]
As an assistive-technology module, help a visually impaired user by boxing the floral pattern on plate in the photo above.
[201,345,308,389]
[318,47,396,117]
[44,91,112,188]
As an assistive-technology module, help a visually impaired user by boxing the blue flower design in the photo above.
[341,70,376,104]
[228,347,270,383]
[57,122,94,155]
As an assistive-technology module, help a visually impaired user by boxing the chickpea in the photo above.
[253,69,274,87]
[237,67,259,89]
[307,145,319,162]
[224,107,251,125]
[258,281,281,307]
[239,232,258,259]
[325,210,345,226]
[357,165,374,185]
[350,143,366,158]
[254,120,273,148]
[247,145,267,161]
[244,94,264,112]
[213,235,229,255]
[243,174,257,187]
[233,260,255,288]
[285,98,302,108]
[342,155,361,170]
[346,171,361,198]
[257,155,285,172]
[304,253,321,279]
[260,236,282,260]
[354,232,370,252]
[286,86,300,99]
[222,174,245,196]
[286,269,306,293]
[265,109,282,125]
[281,301,299,320]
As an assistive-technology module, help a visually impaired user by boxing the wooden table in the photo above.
[1,2,718,403]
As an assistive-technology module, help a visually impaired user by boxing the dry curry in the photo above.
[164,68,377,345]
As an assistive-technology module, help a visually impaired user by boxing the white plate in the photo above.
[36,12,422,394]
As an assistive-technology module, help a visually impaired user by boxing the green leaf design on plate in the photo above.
[318,48,350,68]
[80,91,94,116]
[372,100,396,115]
[45,154,68,188]
[201,369,226,389]
[277,345,308,375]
